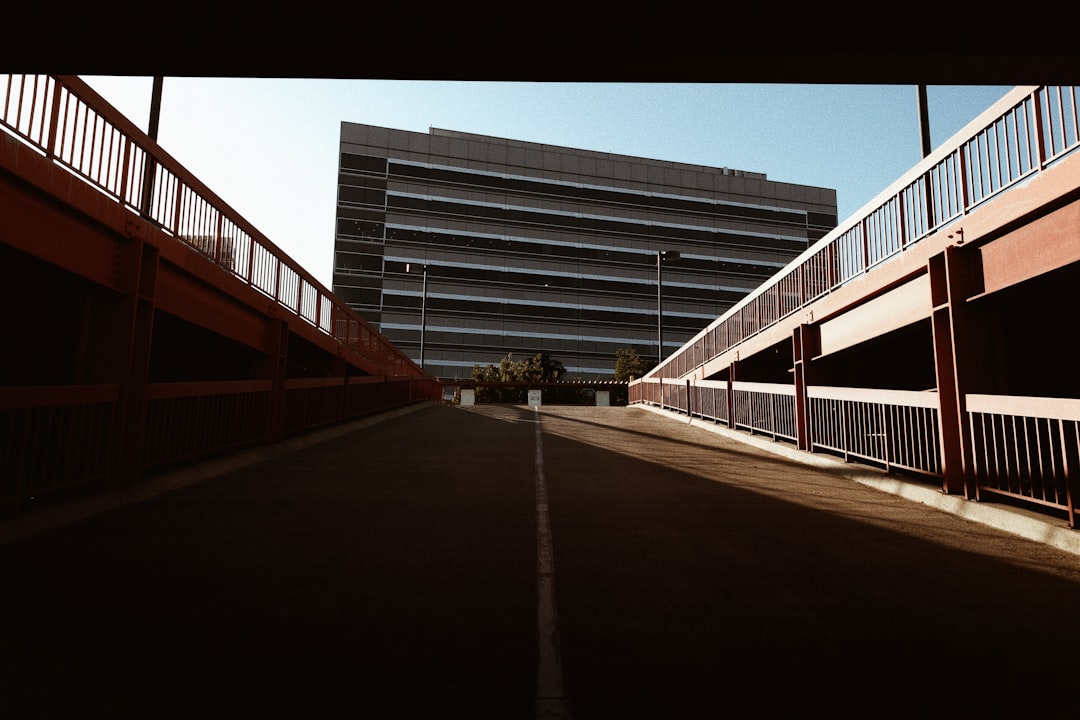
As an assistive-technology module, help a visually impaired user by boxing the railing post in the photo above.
[769,392,776,440]
[1033,88,1048,170]
[45,75,62,160]
[841,400,850,463]
[860,217,870,275]
[727,360,739,430]
[880,403,891,473]
[1059,419,1078,529]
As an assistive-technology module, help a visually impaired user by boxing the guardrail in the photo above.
[649,85,1080,382]
[0,385,120,513]
[0,74,421,378]
[2,375,438,513]
[632,379,942,476]
[634,376,1080,526]
[967,394,1080,528]
[807,386,941,476]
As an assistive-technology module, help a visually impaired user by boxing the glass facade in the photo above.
[333,124,838,379]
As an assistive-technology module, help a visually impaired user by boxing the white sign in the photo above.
[528,389,542,406]
[460,388,475,406]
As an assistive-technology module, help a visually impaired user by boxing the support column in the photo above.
[262,315,289,445]
[113,232,158,486]
[331,352,348,423]
[793,324,821,452]
[929,242,984,497]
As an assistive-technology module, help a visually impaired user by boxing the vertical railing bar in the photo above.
[992,413,1004,491]
[1034,88,1048,169]
[976,131,988,203]
[1010,106,1022,178]
[22,75,35,141]
[1035,416,1047,502]
[995,414,1007,493]
[1069,86,1080,150]
[77,100,89,175]
[1006,415,1019,495]
[2,73,14,130]
[881,403,889,470]
[104,124,116,195]
[971,412,983,486]
[914,406,924,472]
[92,109,105,184]
[1051,86,1064,158]
[54,87,70,160]
[858,401,867,459]
[1024,97,1036,173]
[992,118,1003,193]
[44,76,61,159]
[893,404,903,470]
[1022,416,1034,499]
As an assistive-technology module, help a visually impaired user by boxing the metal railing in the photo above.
[808,386,941,476]
[1,374,439,510]
[732,382,797,442]
[967,394,1079,527]
[1,75,443,514]
[649,85,1080,382]
[0,385,119,513]
[143,381,274,470]
[634,379,944,477]
[0,74,422,379]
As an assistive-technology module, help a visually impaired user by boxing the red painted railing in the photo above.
[649,85,1080,383]
[632,85,1080,527]
[0,74,420,378]
[967,395,1080,528]
[0,75,442,515]
[635,379,943,477]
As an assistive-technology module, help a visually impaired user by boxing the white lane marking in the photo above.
[533,406,571,719]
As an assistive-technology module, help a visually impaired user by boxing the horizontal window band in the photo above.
[386,195,811,252]
[382,226,788,277]
[380,295,714,330]
[381,321,656,346]
[377,263,752,302]
[384,159,834,228]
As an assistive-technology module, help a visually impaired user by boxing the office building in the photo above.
[333,124,837,379]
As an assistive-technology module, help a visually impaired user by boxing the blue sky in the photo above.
[81,77,1014,289]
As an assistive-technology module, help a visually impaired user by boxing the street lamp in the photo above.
[406,263,428,371]
[657,250,680,363]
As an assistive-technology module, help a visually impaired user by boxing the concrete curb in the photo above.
[637,403,1080,557]
[1,402,435,546]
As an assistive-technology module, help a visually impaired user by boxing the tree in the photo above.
[471,352,567,402]
[613,347,648,382]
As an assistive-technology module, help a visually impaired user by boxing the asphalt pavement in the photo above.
[3,402,1080,718]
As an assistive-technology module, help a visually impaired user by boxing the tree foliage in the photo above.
[471,352,567,402]
[466,349,647,404]
[613,347,649,382]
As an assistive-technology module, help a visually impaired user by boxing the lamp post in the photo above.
[406,263,428,371]
[656,250,680,363]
